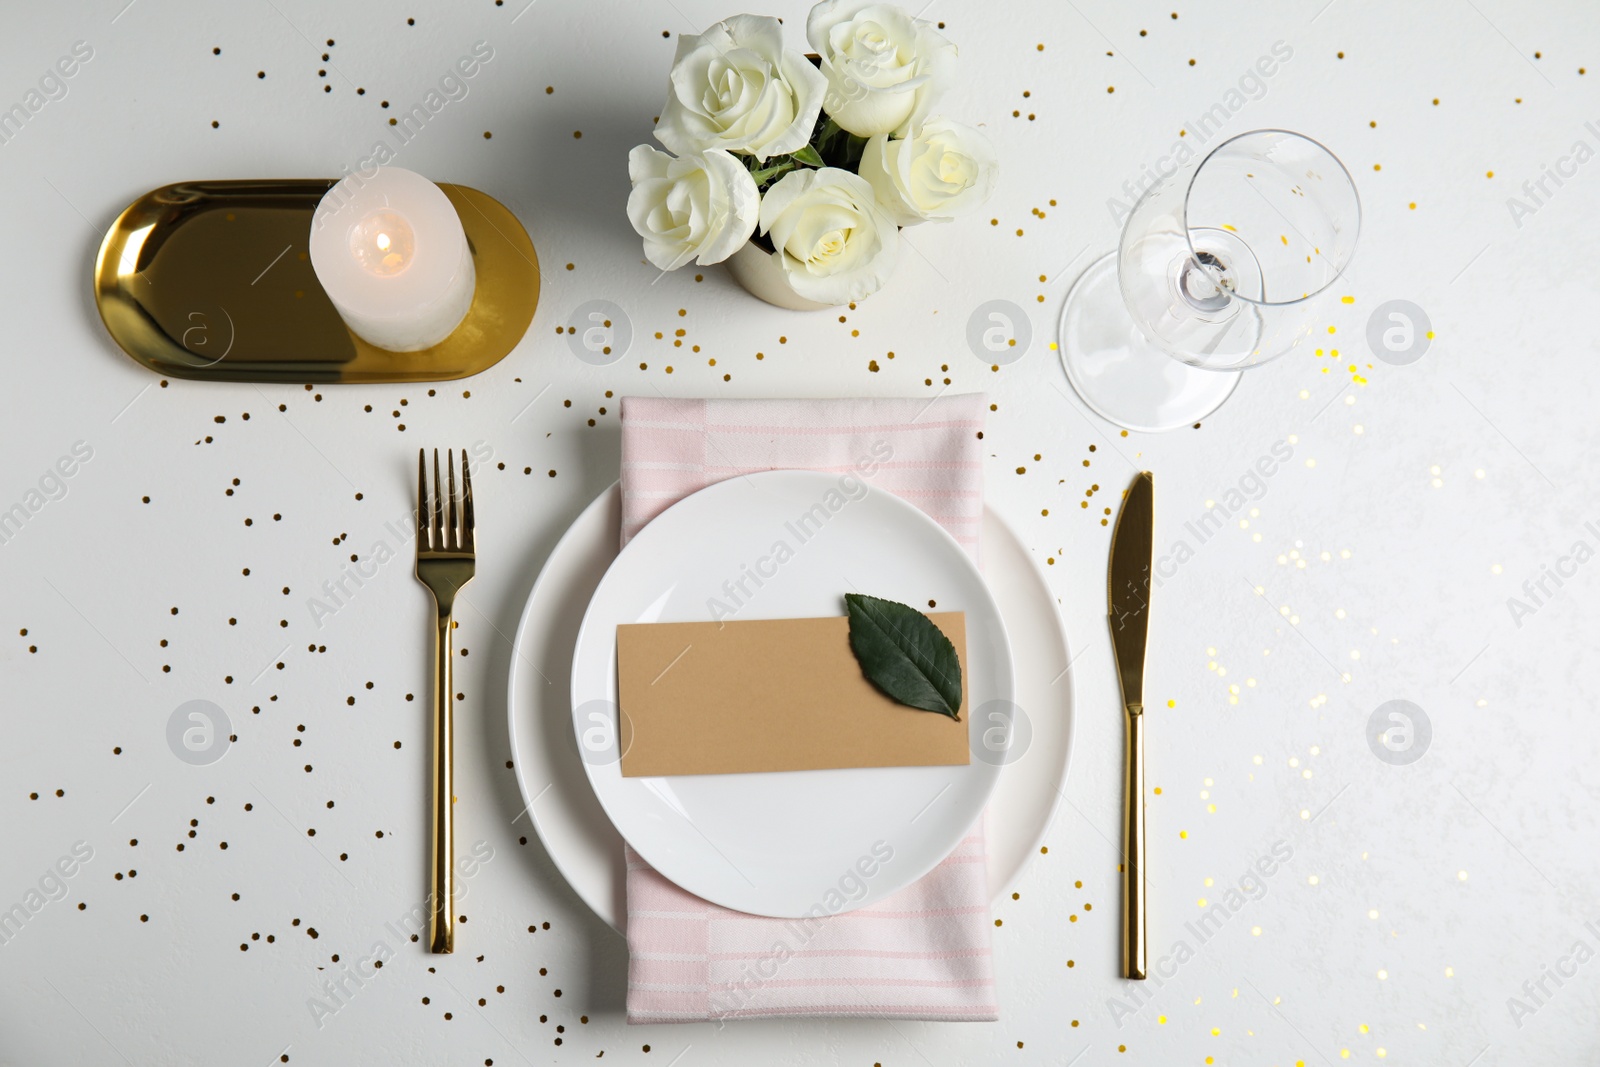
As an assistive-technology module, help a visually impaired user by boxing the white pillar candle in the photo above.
[309,167,475,352]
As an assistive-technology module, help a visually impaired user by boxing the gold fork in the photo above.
[415,448,476,954]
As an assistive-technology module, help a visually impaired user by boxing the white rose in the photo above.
[807,0,955,138]
[627,145,760,271]
[655,15,826,163]
[858,118,998,226]
[759,167,899,304]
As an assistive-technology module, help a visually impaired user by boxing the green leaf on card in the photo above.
[843,594,963,720]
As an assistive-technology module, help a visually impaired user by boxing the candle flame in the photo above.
[348,208,414,277]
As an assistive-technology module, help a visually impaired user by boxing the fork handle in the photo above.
[429,608,455,954]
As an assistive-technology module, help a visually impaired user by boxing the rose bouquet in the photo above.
[626,0,998,309]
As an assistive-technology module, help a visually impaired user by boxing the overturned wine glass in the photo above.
[1059,129,1361,432]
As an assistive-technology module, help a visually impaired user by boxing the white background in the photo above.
[2,0,1598,1064]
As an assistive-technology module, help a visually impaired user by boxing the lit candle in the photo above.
[309,167,475,352]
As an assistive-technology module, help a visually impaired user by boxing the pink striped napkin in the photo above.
[617,394,999,1024]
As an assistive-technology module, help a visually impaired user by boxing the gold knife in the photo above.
[1108,470,1154,980]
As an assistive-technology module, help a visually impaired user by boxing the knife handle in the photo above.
[1122,704,1147,980]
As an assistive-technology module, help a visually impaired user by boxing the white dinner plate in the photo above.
[569,470,1013,918]
[507,483,1073,930]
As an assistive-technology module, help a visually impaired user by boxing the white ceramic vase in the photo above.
[722,240,834,312]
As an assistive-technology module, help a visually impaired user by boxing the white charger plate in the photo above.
[570,470,1013,918]
[507,482,1074,930]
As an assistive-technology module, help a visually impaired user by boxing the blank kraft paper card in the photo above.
[615,613,970,777]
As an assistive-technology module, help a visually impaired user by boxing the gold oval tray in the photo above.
[94,180,538,383]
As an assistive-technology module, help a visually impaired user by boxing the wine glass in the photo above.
[1058,129,1361,432]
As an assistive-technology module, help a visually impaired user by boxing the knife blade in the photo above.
[1108,470,1153,981]
[1109,471,1154,704]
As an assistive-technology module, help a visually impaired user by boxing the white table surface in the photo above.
[3,0,1597,1063]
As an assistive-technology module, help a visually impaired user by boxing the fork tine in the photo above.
[460,448,474,550]
[416,449,428,549]
[431,449,444,553]
[446,448,458,551]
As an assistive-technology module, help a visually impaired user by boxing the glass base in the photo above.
[1057,253,1240,432]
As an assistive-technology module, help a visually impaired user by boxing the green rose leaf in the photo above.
[791,143,825,168]
[844,593,963,720]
